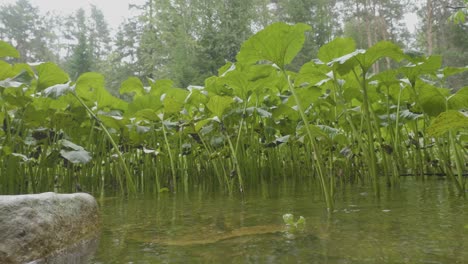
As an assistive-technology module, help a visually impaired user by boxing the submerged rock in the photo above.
[0,192,100,264]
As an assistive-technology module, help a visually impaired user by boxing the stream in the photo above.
[88,178,468,263]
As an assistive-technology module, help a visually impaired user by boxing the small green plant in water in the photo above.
[282,213,306,233]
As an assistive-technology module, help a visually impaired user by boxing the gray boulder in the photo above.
[0,192,100,264]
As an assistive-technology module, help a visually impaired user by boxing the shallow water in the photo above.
[90,178,468,263]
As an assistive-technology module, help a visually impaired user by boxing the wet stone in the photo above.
[0,192,100,264]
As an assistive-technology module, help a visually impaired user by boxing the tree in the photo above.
[339,0,410,46]
[131,0,258,87]
[338,0,411,72]
[64,8,94,78]
[102,18,142,94]
[63,6,112,79]
[195,0,256,78]
[0,0,58,62]
[417,0,468,89]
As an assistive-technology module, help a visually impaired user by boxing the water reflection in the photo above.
[90,178,467,263]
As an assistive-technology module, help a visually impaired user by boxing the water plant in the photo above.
[0,22,467,210]
[282,213,306,232]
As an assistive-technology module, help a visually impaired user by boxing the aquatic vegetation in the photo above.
[1,22,467,211]
[282,213,306,232]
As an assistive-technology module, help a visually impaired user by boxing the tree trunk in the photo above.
[426,0,434,55]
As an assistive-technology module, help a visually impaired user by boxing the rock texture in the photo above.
[0,192,100,264]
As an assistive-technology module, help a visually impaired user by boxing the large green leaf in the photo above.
[127,95,163,117]
[36,62,69,92]
[400,56,442,84]
[149,79,173,97]
[206,95,233,117]
[442,66,468,77]
[360,41,405,71]
[272,104,299,121]
[296,61,330,87]
[0,61,13,80]
[246,64,279,90]
[132,108,160,122]
[75,72,127,111]
[60,139,92,164]
[448,87,468,110]
[185,86,208,106]
[427,110,468,137]
[286,86,322,109]
[98,114,128,131]
[328,49,365,75]
[236,22,311,69]
[331,41,405,75]
[218,65,253,100]
[318,38,356,63]
[0,40,20,58]
[120,77,145,98]
[2,88,32,107]
[75,72,105,101]
[416,80,449,116]
[162,87,189,114]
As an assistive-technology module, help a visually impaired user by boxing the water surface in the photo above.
[90,178,468,263]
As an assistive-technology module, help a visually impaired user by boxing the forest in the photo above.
[1,0,467,92]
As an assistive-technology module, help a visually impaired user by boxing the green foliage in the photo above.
[36,62,69,92]
[237,22,311,69]
[0,40,20,58]
[282,213,306,232]
[0,0,58,62]
[0,22,467,204]
[427,110,468,137]
[448,0,468,24]
[119,77,145,98]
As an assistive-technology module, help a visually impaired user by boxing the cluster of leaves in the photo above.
[1,23,467,207]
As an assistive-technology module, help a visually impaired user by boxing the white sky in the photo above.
[0,0,145,32]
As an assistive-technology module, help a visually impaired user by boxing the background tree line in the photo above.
[1,0,466,94]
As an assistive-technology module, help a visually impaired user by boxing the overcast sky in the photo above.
[0,0,145,32]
